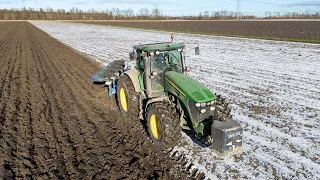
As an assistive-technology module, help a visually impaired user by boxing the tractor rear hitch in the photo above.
[107,80,117,98]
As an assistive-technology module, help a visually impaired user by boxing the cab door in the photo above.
[150,53,169,96]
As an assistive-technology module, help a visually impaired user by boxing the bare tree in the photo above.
[152,7,161,19]
[203,11,209,19]
[139,8,149,20]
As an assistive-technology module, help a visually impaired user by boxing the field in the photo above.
[74,20,320,43]
[30,21,320,179]
[1,20,320,179]
[0,22,189,179]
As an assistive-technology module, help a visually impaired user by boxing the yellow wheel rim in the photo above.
[120,88,128,112]
[150,114,162,139]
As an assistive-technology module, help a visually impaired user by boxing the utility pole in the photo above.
[150,0,161,19]
[236,0,241,20]
[155,5,159,17]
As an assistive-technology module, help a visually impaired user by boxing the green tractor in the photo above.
[92,38,243,157]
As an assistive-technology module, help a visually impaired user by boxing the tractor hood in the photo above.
[165,71,215,102]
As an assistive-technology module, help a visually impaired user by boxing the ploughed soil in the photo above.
[76,20,320,41]
[0,22,186,179]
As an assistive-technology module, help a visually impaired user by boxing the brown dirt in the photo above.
[75,20,320,40]
[0,22,186,179]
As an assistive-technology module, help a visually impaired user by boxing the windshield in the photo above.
[151,50,182,73]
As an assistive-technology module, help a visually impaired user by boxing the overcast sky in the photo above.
[0,0,319,17]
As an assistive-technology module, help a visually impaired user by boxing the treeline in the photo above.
[194,11,254,20]
[0,7,140,20]
[0,8,255,20]
[0,7,319,20]
[264,11,320,19]
[195,10,320,20]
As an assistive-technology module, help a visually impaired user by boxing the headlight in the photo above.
[201,102,206,107]
[210,107,215,111]
[195,103,200,107]
[200,109,206,113]
[210,100,215,105]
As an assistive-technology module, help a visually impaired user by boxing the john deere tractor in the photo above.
[92,38,243,157]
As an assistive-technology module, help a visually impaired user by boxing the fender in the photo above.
[123,69,142,92]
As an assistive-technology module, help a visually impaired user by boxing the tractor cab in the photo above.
[131,42,185,72]
[130,42,186,98]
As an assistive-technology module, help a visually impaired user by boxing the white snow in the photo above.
[31,21,320,179]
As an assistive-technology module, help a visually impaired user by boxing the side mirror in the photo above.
[195,46,200,55]
[129,51,137,61]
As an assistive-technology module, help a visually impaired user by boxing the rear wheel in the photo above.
[146,102,181,149]
[116,75,139,121]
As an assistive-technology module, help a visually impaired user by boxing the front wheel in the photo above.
[146,102,181,149]
[214,95,232,121]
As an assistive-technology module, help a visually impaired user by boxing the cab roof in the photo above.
[133,42,185,52]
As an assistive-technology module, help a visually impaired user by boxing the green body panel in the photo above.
[164,71,216,128]
[165,71,215,103]
[138,72,145,91]
[134,43,185,52]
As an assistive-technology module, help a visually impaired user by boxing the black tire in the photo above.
[214,95,232,121]
[116,75,139,121]
[146,102,181,149]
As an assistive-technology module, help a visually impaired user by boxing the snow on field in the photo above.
[31,21,320,179]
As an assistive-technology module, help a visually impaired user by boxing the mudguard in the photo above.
[123,69,142,93]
